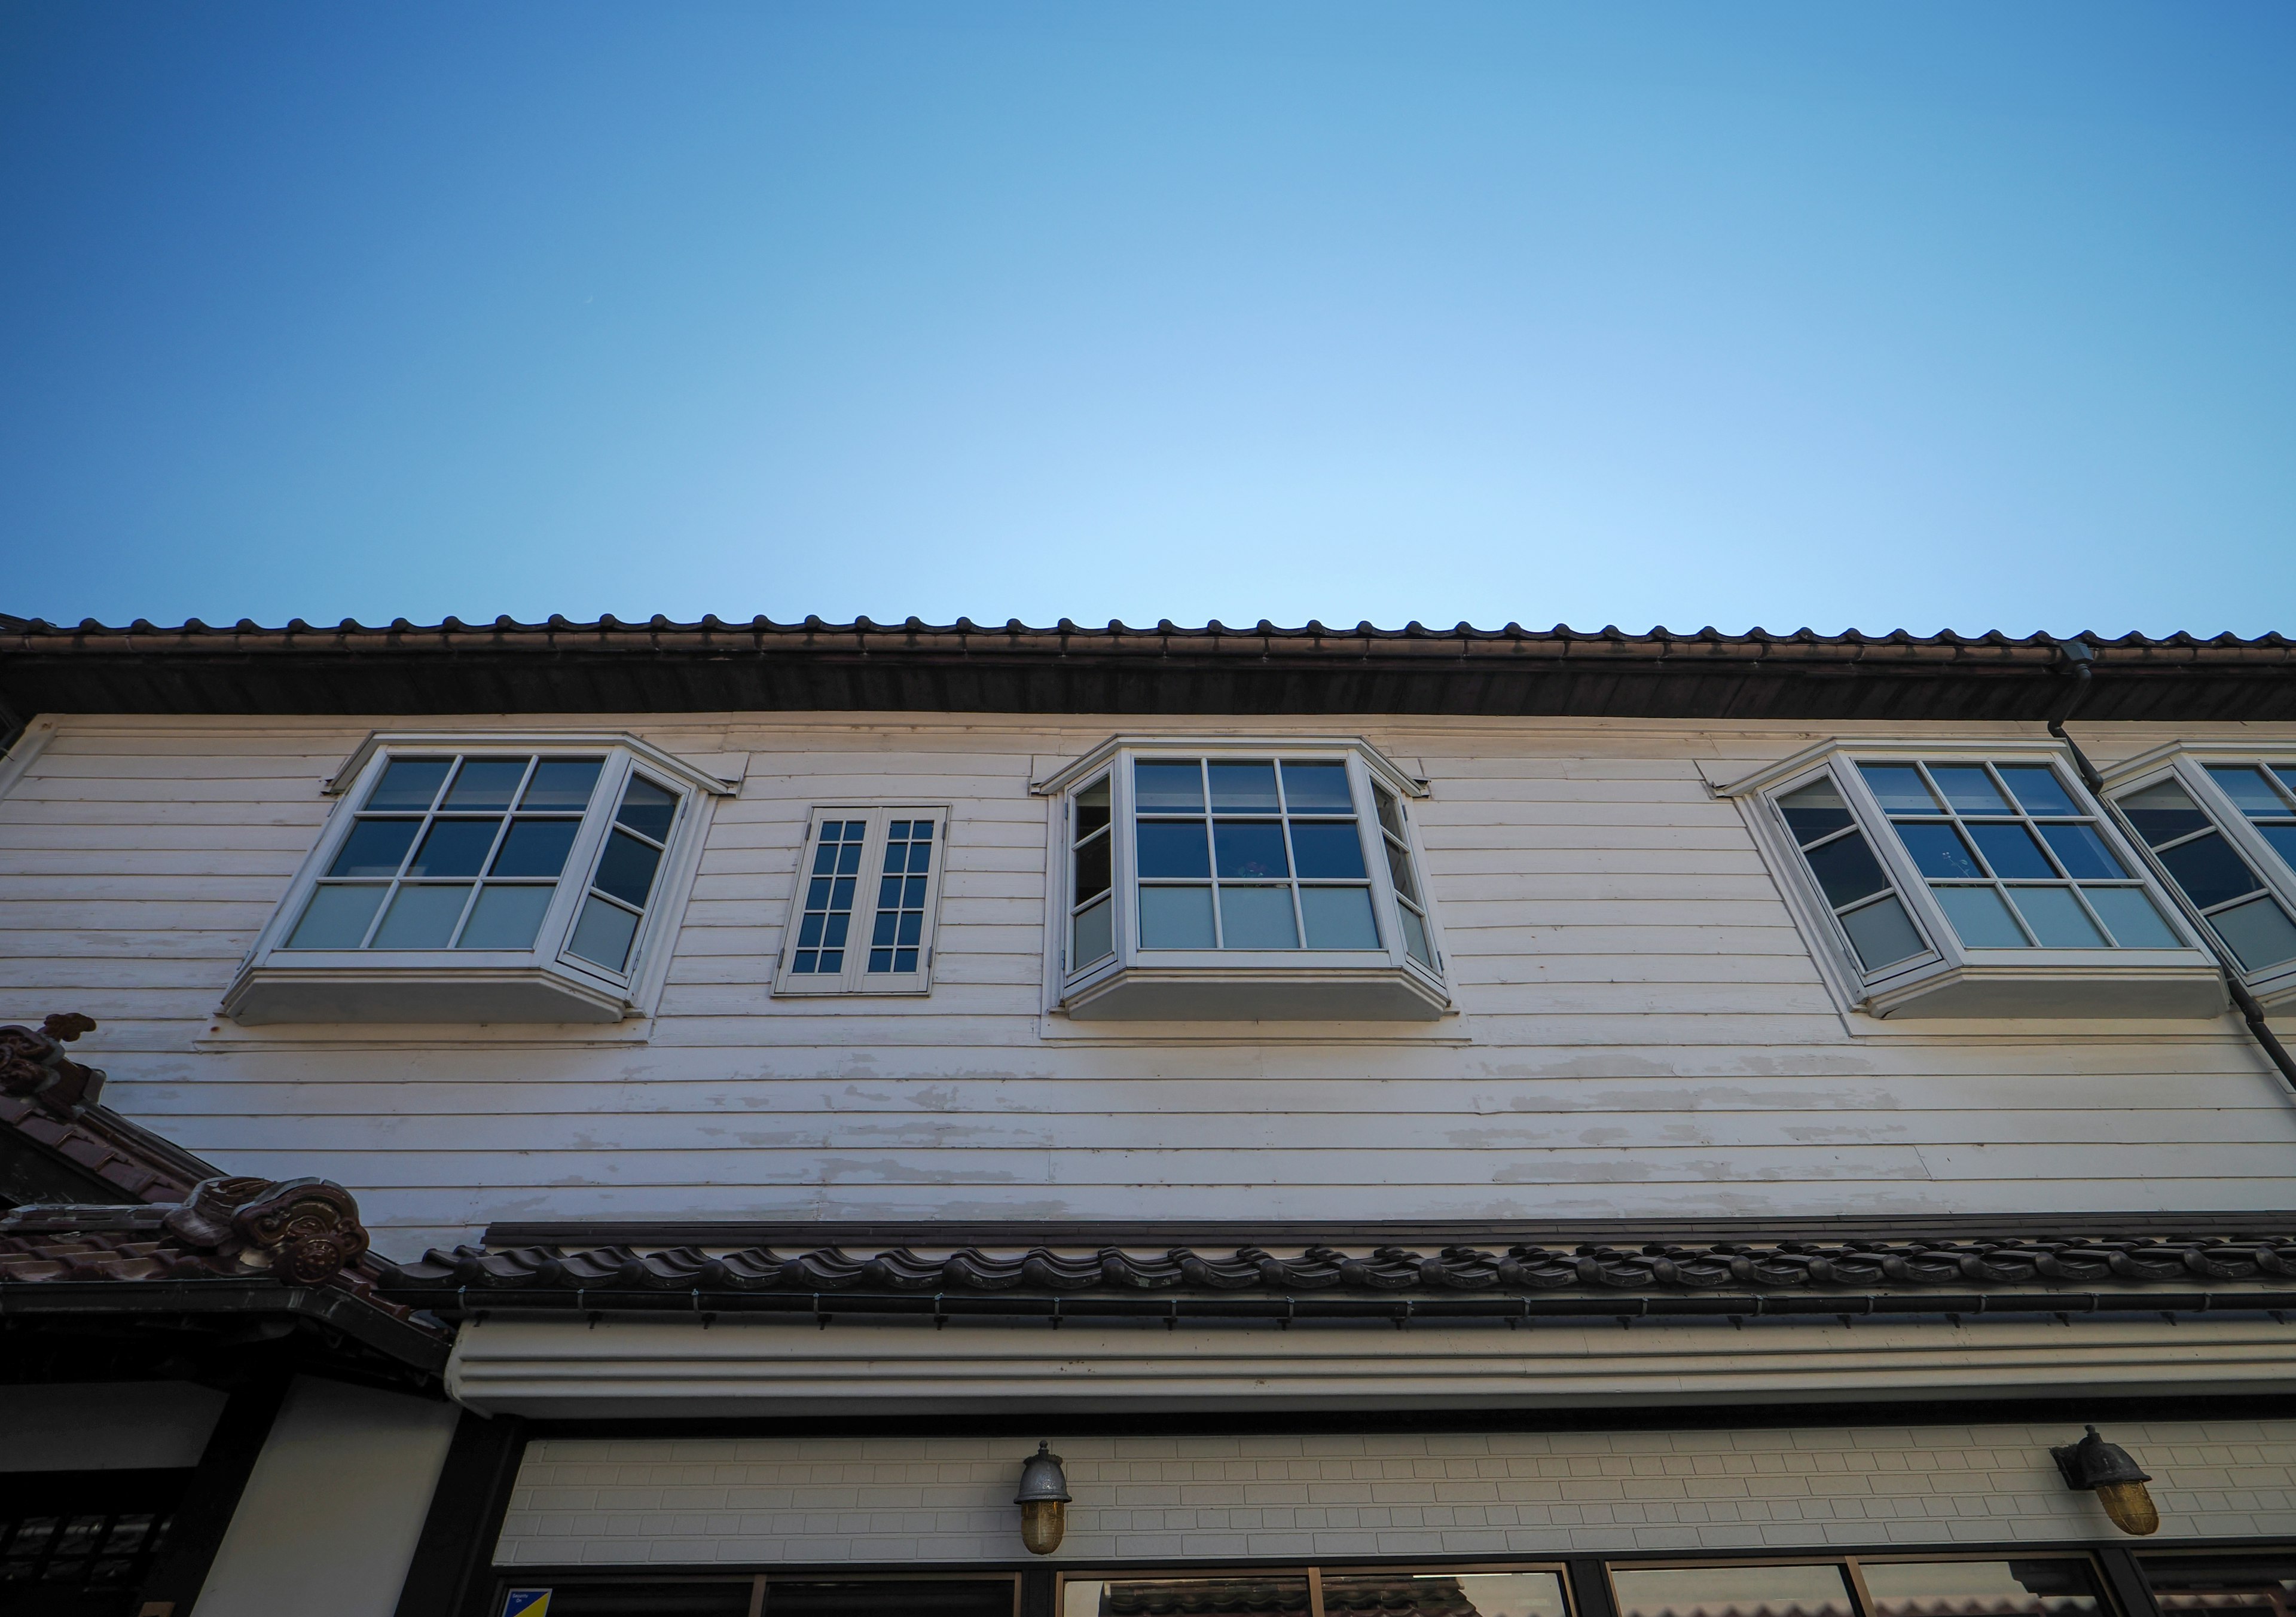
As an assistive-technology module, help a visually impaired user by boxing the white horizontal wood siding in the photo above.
[4,714,2294,1254]
[493,1419,2296,1564]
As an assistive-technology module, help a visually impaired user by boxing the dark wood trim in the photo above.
[1565,1558,1620,1617]
[1021,1567,1057,1617]
[387,1408,529,1617]
[134,1375,288,1615]
[2094,1546,2167,1617]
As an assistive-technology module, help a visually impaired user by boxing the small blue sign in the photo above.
[503,1592,553,1617]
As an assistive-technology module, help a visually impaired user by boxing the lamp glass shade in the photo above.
[2096,1481,2160,1536]
[1021,1499,1065,1555]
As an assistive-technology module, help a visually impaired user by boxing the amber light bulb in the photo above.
[2095,1481,2160,1536]
[1020,1499,1066,1555]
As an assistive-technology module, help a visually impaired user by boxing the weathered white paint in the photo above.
[445,1310,2296,1419]
[4,713,2295,1254]
[0,1381,225,1471]
[494,1419,2296,1566]
[192,1375,459,1617]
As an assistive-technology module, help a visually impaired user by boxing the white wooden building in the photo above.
[1,616,2294,1617]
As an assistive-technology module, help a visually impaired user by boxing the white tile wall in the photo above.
[494,1420,2296,1566]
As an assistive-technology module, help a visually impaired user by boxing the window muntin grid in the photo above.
[1857,759,2179,951]
[2206,764,2296,874]
[2120,772,2296,973]
[869,818,935,974]
[1132,757,1381,952]
[791,818,868,975]
[1775,775,1929,973]
[1373,781,1437,970]
[1069,775,1115,972]
[285,753,604,954]
[564,773,679,974]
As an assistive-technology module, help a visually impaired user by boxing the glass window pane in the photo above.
[593,829,664,907]
[1611,1563,1855,1617]
[458,884,554,949]
[2208,764,2287,818]
[1860,763,1940,814]
[615,777,679,842]
[1999,765,2081,815]
[1135,820,1210,878]
[1281,760,1354,812]
[1213,821,1290,879]
[364,757,451,811]
[2010,885,2108,947]
[1967,821,2056,879]
[2038,821,2126,879]
[491,818,579,878]
[286,884,385,949]
[1938,884,2031,947]
[407,818,499,878]
[1075,829,1113,900]
[1324,1573,1568,1617]
[2083,885,2182,949]
[2157,830,2264,910]
[1803,830,1893,909]
[327,818,420,878]
[2212,892,2296,972]
[1065,1578,1311,1617]
[1862,1559,2104,1617]
[1373,783,1406,840]
[1893,821,1983,879]
[442,757,529,810]
[1778,778,1856,844]
[1384,837,1421,904]
[1931,764,2014,814]
[1841,892,1926,970]
[1290,821,1368,879]
[1207,760,1280,812]
[2264,823,2296,870]
[1219,884,1298,949]
[568,894,640,971]
[1075,777,1111,839]
[1072,893,1113,965]
[1134,761,1204,812]
[2120,777,2212,845]
[1300,885,1379,949]
[1138,885,1214,949]
[520,757,603,809]
[372,884,472,949]
[2277,766,2296,800]
[2138,1549,2296,1617]
[1400,906,1434,968]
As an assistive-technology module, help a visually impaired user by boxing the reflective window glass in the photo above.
[1612,1563,1855,1617]
[1861,1559,2105,1617]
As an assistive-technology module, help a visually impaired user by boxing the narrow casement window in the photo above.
[1857,759,2179,950]
[566,774,680,973]
[2120,775,2296,972]
[288,753,606,953]
[1069,777,1115,970]
[776,808,948,995]
[1775,776,1927,971]
[1372,782,1436,970]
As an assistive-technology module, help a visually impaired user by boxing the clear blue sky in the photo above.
[2,4,2291,637]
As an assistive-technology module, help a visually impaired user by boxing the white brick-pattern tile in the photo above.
[493,1420,2296,1566]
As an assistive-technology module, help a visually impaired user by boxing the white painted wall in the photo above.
[495,1419,2296,1566]
[192,1375,459,1617]
[0,1381,224,1471]
[4,712,2294,1254]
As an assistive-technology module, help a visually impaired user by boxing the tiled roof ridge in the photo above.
[4,613,2291,652]
[384,1233,2296,1300]
[0,1014,213,1203]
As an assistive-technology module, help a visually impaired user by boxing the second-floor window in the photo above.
[774,808,949,995]
[2108,751,2296,1001]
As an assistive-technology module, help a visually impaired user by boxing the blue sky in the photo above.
[2,4,2290,637]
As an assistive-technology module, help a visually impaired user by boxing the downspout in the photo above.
[2047,636,2296,1093]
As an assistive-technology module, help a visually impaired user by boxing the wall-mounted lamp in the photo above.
[2051,1426,2160,1536]
[1015,1441,1071,1555]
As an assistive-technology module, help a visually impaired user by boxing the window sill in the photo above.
[1861,955,2226,1020]
[222,962,630,1025]
[1060,961,1449,1022]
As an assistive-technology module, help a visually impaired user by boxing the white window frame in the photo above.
[2100,742,2296,1010]
[771,806,950,997]
[1032,736,1450,1022]
[224,731,731,1025]
[1722,738,2221,1020]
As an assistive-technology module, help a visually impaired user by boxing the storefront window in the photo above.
[2138,1551,2296,1617]
[1860,1560,2105,1617]
[1611,1564,1858,1617]
[1064,1576,1312,1617]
